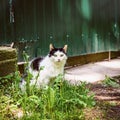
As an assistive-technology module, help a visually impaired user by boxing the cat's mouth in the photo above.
[55,59,61,63]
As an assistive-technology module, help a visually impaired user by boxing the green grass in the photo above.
[0,52,95,119]
[0,72,95,120]
[102,75,120,88]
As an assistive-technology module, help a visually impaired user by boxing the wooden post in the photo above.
[108,50,111,61]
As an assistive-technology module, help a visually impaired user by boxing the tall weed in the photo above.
[0,52,95,119]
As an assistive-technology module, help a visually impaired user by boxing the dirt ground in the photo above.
[84,76,120,120]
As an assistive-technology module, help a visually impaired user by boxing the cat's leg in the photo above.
[19,78,26,92]
[34,74,49,88]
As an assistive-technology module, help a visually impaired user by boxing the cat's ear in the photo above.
[49,43,54,51]
[63,45,68,53]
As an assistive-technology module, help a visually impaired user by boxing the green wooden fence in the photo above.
[0,0,120,61]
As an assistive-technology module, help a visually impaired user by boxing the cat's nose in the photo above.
[58,59,60,62]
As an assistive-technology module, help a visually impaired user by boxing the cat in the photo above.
[20,44,68,90]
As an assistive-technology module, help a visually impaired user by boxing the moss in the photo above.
[0,47,17,77]
[0,58,17,77]
[0,47,17,61]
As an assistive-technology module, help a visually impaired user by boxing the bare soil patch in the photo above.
[84,76,120,120]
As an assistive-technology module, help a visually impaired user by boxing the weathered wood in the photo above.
[0,47,17,77]
[0,47,17,61]
[67,51,120,67]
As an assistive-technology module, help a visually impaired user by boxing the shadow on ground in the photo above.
[84,77,120,120]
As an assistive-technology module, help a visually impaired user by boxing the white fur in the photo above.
[20,50,67,90]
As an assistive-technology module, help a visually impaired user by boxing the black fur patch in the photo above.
[49,48,66,57]
[31,57,43,71]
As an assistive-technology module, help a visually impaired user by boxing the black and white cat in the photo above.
[21,44,68,90]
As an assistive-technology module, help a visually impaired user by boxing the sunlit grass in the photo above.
[0,52,95,119]
[0,71,95,120]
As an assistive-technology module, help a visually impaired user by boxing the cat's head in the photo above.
[48,44,68,64]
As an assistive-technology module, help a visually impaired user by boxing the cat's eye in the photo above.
[60,54,64,57]
[54,54,57,57]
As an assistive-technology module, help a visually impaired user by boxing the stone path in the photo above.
[65,58,120,84]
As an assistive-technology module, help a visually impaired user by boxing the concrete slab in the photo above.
[65,58,120,84]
